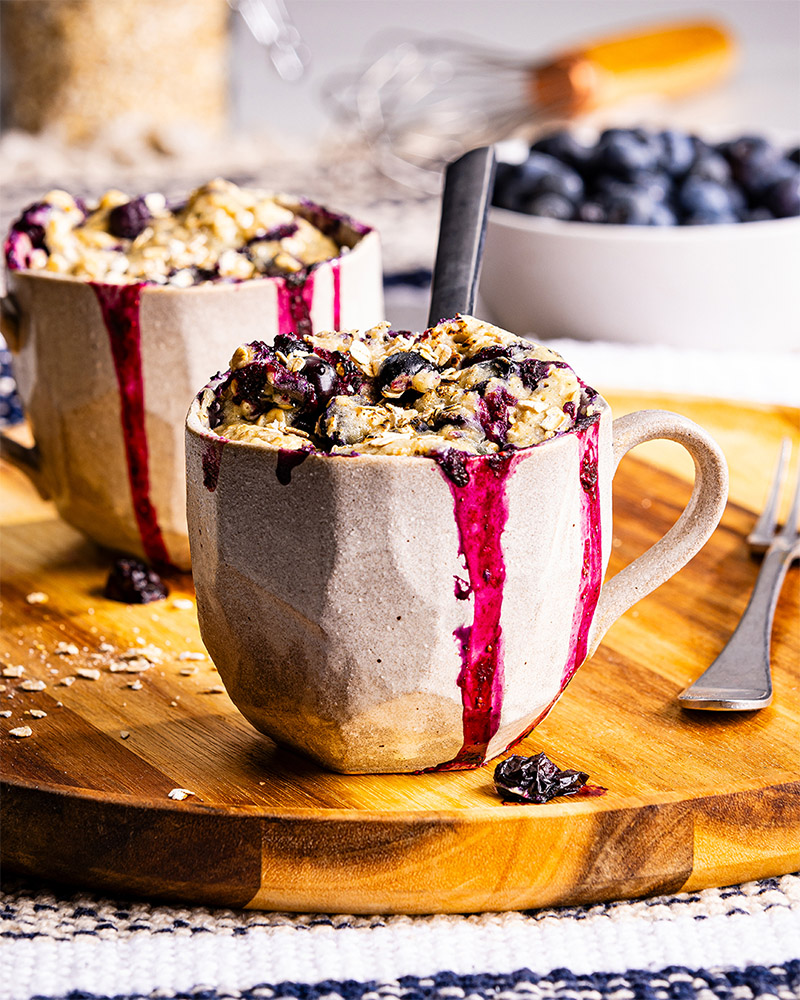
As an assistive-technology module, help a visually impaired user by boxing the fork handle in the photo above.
[679,542,797,709]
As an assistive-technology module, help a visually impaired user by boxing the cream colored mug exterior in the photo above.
[1,223,383,569]
[185,393,728,774]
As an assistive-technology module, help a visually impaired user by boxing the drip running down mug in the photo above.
[0,201,383,569]
[186,390,728,774]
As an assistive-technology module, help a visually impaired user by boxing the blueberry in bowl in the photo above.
[480,127,800,349]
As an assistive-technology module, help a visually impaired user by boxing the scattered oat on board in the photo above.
[178,651,206,662]
[205,685,226,695]
[9,726,33,738]
[76,667,101,681]
[168,788,195,800]
[179,666,198,676]
[25,592,49,605]
[171,598,194,610]
[24,709,47,719]
[120,731,131,740]
[2,666,24,678]
[121,645,163,663]
[19,679,46,692]
[58,676,76,687]
[109,657,152,674]
[127,679,143,690]
[0,710,12,718]
[54,642,79,656]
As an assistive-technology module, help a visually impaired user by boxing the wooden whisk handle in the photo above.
[533,21,736,115]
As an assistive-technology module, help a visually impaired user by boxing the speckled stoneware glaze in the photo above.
[186,390,728,775]
[1,205,383,569]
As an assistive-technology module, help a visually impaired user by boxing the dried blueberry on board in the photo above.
[104,557,169,604]
[493,752,605,804]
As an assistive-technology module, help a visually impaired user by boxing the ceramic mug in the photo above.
[0,203,383,570]
[185,389,728,774]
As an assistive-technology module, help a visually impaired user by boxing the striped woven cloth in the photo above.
[1,873,799,1000]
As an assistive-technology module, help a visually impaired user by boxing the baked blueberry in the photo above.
[108,196,152,240]
[299,355,339,411]
[376,351,436,397]
[273,334,309,356]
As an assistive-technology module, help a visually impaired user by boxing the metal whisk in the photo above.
[326,21,735,191]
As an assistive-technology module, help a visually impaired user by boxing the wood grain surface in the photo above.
[1,393,798,914]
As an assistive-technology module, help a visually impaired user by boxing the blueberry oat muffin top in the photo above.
[4,178,345,286]
[206,314,598,457]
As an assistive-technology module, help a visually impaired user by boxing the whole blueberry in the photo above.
[108,196,152,240]
[735,155,797,199]
[765,173,800,217]
[377,351,435,396]
[529,130,591,169]
[524,193,574,220]
[719,135,780,169]
[593,128,664,177]
[492,161,518,209]
[492,156,551,210]
[601,188,657,226]
[650,203,678,226]
[688,147,732,185]
[658,129,696,176]
[788,147,800,166]
[577,202,607,223]
[719,135,784,196]
[520,153,584,203]
[745,207,775,222]
[495,153,584,211]
[678,177,742,219]
[633,170,673,201]
[683,210,739,225]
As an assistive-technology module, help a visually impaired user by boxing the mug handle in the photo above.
[587,409,729,657]
[0,290,48,495]
[1,291,20,351]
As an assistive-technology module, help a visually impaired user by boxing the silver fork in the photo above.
[679,437,800,711]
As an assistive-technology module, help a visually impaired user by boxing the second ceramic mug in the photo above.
[185,391,728,774]
[0,200,383,569]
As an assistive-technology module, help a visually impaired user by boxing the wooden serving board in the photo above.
[1,393,798,914]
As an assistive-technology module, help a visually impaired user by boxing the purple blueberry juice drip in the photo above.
[331,258,342,330]
[561,417,603,685]
[90,282,169,565]
[277,268,316,338]
[276,448,309,485]
[202,439,225,492]
[434,450,523,770]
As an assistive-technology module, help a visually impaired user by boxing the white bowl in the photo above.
[478,208,800,350]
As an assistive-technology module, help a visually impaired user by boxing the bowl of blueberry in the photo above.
[479,127,800,349]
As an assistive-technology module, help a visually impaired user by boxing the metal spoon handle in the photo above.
[427,146,496,327]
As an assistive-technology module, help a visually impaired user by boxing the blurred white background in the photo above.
[232,0,800,142]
